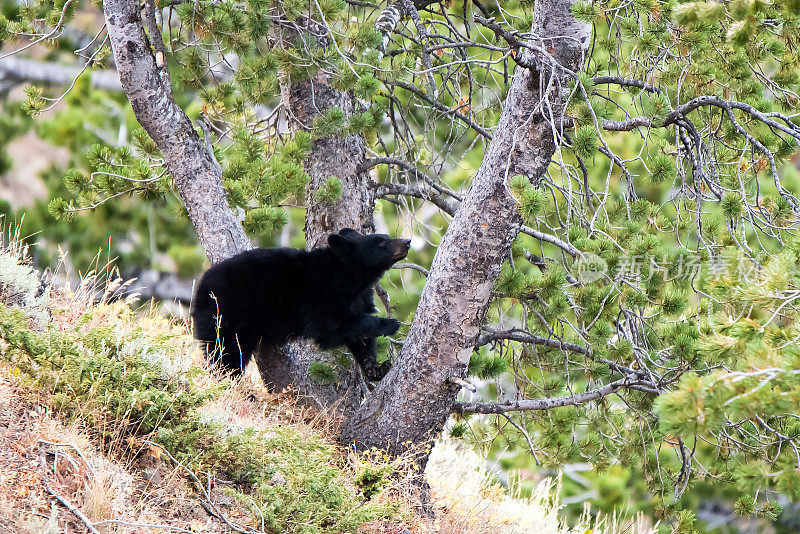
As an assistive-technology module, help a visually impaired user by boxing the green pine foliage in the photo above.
[520,188,546,222]
[308,361,338,383]
[573,125,598,160]
[313,177,342,205]
[467,351,508,379]
[495,263,530,299]
[22,85,45,117]
[648,152,676,184]
[314,107,346,139]
[6,0,800,525]
[244,206,288,236]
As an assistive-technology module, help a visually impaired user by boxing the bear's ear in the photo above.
[338,228,359,237]
[328,233,355,253]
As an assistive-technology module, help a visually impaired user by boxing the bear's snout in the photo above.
[392,239,411,261]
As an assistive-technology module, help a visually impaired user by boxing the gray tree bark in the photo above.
[254,22,375,414]
[103,0,368,410]
[339,0,590,456]
[283,75,376,246]
[102,0,250,265]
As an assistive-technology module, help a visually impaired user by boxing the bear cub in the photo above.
[191,228,410,381]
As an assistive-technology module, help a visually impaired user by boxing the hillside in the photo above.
[0,244,655,534]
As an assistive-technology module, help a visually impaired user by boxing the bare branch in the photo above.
[0,56,122,93]
[472,15,536,69]
[474,327,590,354]
[592,75,661,94]
[602,116,652,131]
[373,182,457,215]
[664,95,800,142]
[447,376,477,392]
[358,156,421,175]
[452,378,643,414]
[519,225,580,256]
[398,0,437,97]
[393,262,430,276]
[43,481,102,534]
[383,79,494,139]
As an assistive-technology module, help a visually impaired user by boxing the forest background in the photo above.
[3,0,800,531]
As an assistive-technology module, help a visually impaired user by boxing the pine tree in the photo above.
[3,0,800,526]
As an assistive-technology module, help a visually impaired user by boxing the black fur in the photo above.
[191,228,410,381]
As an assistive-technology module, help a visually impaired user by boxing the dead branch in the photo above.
[452,377,648,414]
[0,56,122,94]
[43,481,102,534]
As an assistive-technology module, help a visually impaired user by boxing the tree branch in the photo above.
[0,56,122,93]
[383,79,494,139]
[474,327,590,354]
[664,95,800,144]
[602,116,652,131]
[452,377,642,414]
[358,156,422,176]
[394,262,430,276]
[592,75,661,93]
[519,225,579,256]
[368,163,578,257]
[398,0,437,97]
[373,182,457,215]
[102,0,250,263]
[472,15,537,69]
[44,481,102,534]
[123,269,194,303]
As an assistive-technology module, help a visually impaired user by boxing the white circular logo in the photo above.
[576,252,608,283]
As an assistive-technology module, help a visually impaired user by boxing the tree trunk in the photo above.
[283,74,376,247]
[102,0,251,264]
[255,24,375,414]
[104,0,375,411]
[339,0,590,457]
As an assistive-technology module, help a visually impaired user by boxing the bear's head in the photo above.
[328,228,411,273]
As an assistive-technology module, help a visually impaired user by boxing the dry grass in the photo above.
[0,354,373,533]
[0,241,657,533]
[424,439,657,534]
[0,366,141,533]
[0,362,262,533]
[0,281,413,533]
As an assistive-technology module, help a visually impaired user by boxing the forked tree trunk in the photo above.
[103,0,250,264]
[104,1,372,411]
[104,0,590,451]
[339,0,590,456]
[255,23,376,414]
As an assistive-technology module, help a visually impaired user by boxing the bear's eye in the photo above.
[377,238,387,246]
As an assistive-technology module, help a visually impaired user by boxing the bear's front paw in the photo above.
[378,318,401,336]
[363,360,391,381]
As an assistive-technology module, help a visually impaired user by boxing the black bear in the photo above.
[191,228,410,381]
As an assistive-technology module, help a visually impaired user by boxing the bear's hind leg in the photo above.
[214,327,257,379]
